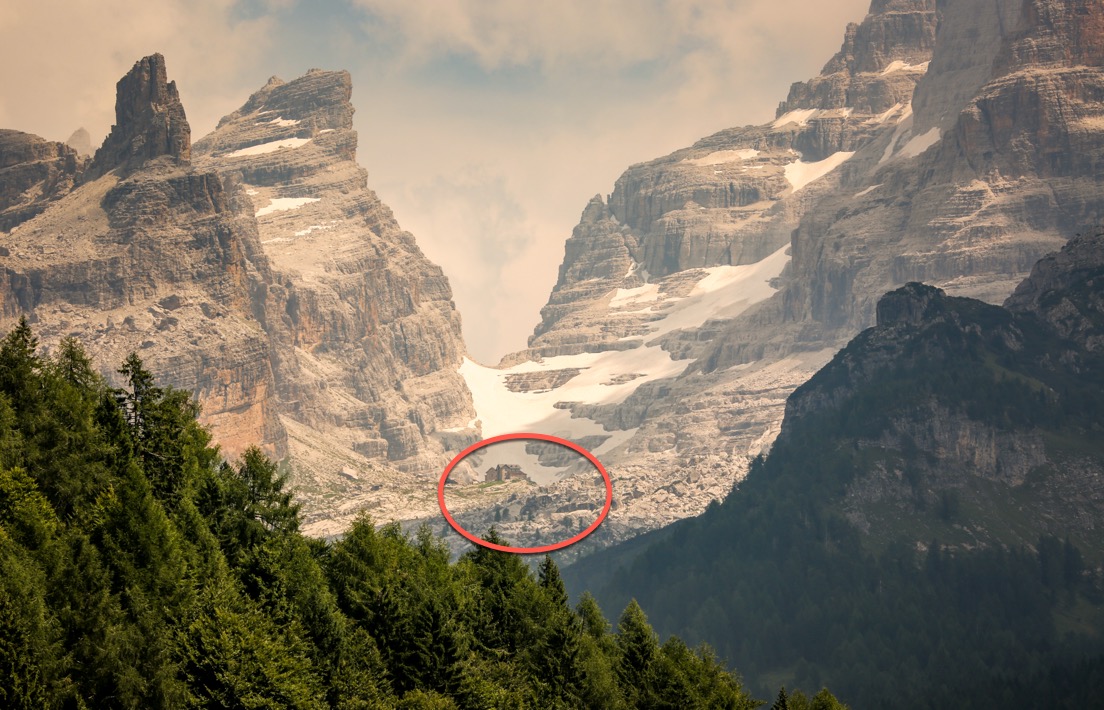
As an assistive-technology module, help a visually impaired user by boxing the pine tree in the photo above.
[539,554,569,610]
[616,599,660,704]
[0,317,40,414]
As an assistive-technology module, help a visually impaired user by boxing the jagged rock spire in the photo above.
[87,53,190,180]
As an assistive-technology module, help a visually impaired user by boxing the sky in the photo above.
[0,0,871,363]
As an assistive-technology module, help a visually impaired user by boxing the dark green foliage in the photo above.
[0,324,759,708]
[569,284,1104,708]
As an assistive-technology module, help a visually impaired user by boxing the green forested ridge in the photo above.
[566,280,1104,709]
[0,318,809,708]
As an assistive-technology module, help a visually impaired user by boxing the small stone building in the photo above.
[485,464,529,483]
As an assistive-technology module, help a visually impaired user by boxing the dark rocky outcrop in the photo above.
[86,54,191,180]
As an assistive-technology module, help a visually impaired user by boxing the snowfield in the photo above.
[783,151,855,192]
[458,245,791,481]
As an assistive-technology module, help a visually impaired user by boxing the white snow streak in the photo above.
[260,116,300,127]
[772,108,819,128]
[227,137,311,158]
[880,60,930,75]
[255,197,320,217]
[897,127,941,159]
[783,152,855,192]
[459,245,791,466]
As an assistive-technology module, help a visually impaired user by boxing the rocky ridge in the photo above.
[776,230,1104,548]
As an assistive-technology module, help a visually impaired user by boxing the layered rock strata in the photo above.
[0,130,86,232]
[193,69,476,530]
[1,56,476,535]
[462,0,1104,552]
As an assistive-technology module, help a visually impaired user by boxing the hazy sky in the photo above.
[0,0,870,362]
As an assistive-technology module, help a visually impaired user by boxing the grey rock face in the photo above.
[193,67,476,526]
[0,130,86,232]
[1,56,476,536]
[87,54,191,180]
[1005,230,1104,350]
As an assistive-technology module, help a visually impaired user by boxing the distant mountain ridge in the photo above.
[455,0,1104,556]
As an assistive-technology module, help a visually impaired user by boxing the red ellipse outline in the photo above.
[437,432,613,554]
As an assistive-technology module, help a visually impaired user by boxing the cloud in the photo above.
[0,0,279,143]
[350,0,868,82]
[378,166,554,363]
[2,0,873,363]
[356,0,871,360]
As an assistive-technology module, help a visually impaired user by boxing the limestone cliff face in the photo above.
[1005,230,1104,351]
[778,0,937,114]
[1,57,476,534]
[0,130,86,232]
[530,0,940,360]
[193,68,476,503]
[758,0,1104,351]
[1,55,287,460]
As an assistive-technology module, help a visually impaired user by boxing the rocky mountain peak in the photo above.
[65,127,93,157]
[777,0,936,115]
[202,68,354,149]
[1005,230,1104,350]
[86,53,190,180]
[875,282,946,328]
[580,194,612,224]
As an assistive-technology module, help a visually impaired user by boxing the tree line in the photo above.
[1,319,842,708]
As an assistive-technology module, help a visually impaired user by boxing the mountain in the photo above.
[0,129,86,231]
[564,230,1104,707]
[456,0,1104,554]
[0,55,476,536]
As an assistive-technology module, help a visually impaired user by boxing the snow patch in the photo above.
[897,127,941,159]
[684,148,760,166]
[227,137,311,158]
[870,102,904,124]
[294,221,337,237]
[879,105,915,164]
[783,152,855,192]
[260,116,300,127]
[459,245,792,457]
[610,282,661,310]
[255,197,320,217]
[880,60,930,75]
[772,108,819,128]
